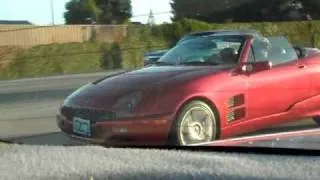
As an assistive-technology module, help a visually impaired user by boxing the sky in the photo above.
[0,0,172,25]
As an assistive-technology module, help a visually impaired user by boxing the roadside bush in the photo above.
[119,25,169,69]
[150,18,320,47]
[0,46,23,79]
[3,19,320,80]
[101,43,122,70]
[5,42,109,79]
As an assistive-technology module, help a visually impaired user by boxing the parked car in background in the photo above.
[144,50,168,66]
[144,29,262,66]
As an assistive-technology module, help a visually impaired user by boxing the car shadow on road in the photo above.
[4,124,318,146]
[5,132,88,146]
[240,124,318,137]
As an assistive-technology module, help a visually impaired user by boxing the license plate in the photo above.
[73,117,91,137]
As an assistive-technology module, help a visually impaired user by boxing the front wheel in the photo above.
[313,116,320,125]
[168,100,218,146]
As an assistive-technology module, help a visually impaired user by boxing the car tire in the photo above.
[168,100,218,146]
[313,116,320,125]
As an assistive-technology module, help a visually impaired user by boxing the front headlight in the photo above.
[112,91,143,113]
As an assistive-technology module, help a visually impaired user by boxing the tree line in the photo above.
[64,0,320,24]
[64,0,132,24]
[171,0,320,22]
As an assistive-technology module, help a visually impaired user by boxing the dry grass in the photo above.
[0,43,109,80]
[0,46,23,69]
[0,142,9,148]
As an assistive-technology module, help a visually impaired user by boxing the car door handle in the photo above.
[298,65,306,69]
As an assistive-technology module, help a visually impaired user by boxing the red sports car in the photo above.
[57,30,320,146]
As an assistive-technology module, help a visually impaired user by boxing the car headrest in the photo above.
[203,40,218,49]
[220,48,238,63]
[210,42,218,49]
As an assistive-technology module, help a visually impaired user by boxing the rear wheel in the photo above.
[313,116,320,125]
[168,100,218,146]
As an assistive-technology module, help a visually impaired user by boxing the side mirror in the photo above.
[240,61,272,73]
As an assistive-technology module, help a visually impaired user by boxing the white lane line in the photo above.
[192,128,320,146]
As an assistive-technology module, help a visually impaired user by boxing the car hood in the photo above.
[199,128,320,150]
[65,65,231,108]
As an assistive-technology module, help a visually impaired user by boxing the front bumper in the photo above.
[57,113,173,146]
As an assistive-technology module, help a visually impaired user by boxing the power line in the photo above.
[132,11,172,18]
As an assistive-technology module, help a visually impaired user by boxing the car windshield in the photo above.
[176,33,214,45]
[159,35,245,65]
[176,35,195,45]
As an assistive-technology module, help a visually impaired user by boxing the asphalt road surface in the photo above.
[2,145,320,180]
[0,71,318,146]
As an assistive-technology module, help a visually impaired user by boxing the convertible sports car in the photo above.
[57,29,320,146]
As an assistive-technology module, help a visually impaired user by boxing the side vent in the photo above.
[227,107,246,122]
[227,108,246,122]
[227,94,246,123]
[227,94,245,108]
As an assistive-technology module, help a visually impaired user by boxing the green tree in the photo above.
[97,0,132,24]
[299,0,320,20]
[64,0,132,24]
[170,0,313,23]
[83,0,102,23]
[64,0,92,24]
[230,0,305,22]
[171,0,253,22]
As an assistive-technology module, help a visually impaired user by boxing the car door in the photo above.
[246,36,311,120]
[300,48,320,114]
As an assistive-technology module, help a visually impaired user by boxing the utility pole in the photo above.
[147,9,155,26]
[50,0,55,25]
